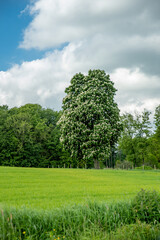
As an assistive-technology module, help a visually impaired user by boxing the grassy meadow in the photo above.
[0,166,160,209]
[1,167,160,239]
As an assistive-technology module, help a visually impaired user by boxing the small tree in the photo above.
[58,70,122,168]
[154,105,160,138]
[154,105,160,128]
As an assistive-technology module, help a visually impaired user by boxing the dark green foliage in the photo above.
[0,102,160,169]
[109,222,160,240]
[131,189,160,223]
[0,104,70,168]
[118,108,160,168]
[1,189,160,240]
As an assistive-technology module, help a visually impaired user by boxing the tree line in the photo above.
[0,104,71,168]
[113,107,160,169]
[0,103,159,169]
[0,70,159,169]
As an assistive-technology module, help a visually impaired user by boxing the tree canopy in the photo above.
[58,69,122,168]
[0,104,70,168]
[118,108,160,168]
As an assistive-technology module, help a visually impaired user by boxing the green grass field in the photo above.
[0,167,160,210]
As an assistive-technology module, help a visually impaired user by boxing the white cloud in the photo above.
[19,0,160,81]
[20,0,159,50]
[0,41,160,114]
[1,0,160,115]
[112,68,160,114]
[0,45,75,109]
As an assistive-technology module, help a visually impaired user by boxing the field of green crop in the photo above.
[0,166,160,210]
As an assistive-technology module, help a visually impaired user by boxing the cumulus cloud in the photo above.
[20,0,133,49]
[20,0,160,48]
[112,68,160,113]
[0,46,73,109]
[1,42,160,114]
[19,0,160,76]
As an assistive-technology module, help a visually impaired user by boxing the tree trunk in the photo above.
[94,160,100,169]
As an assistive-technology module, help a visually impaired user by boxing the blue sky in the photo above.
[0,0,45,70]
[0,0,160,113]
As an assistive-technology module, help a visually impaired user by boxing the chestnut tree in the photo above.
[58,70,122,168]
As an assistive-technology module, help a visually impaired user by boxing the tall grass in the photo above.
[1,189,160,240]
[0,201,132,240]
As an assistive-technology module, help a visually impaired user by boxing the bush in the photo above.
[131,189,160,223]
[135,165,153,170]
[146,153,159,168]
[109,222,160,240]
[157,163,160,169]
[115,160,133,170]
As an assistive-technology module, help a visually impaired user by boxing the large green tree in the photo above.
[118,110,152,167]
[58,69,122,168]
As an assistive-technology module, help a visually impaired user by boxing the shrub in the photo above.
[135,166,153,170]
[109,222,160,240]
[131,189,160,223]
[115,160,133,170]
